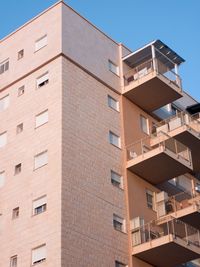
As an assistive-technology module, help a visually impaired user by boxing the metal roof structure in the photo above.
[123,39,185,68]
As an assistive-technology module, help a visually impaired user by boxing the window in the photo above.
[32,244,46,265]
[35,35,47,52]
[0,171,5,188]
[0,95,9,111]
[36,72,49,88]
[34,150,48,170]
[108,95,119,111]
[0,59,9,75]
[108,60,119,76]
[33,195,47,215]
[109,131,121,148]
[0,132,7,148]
[113,214,125,232]
[12,207,19,219]
[18,86,25,96]
[35,110,48,128]
[15,164,21,175]
[111,170,123,188]
[140,115,149,134]
[16,123,23,134]
[10,255,17,267]
[18,49,24,60]
[115,261,126,267]
[146,189,154,209]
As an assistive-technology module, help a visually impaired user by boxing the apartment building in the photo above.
[0,1,200,267]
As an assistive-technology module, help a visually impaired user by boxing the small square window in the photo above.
[18,49,24,60]
[113,214,125,232]
[18,86,25,96]
[15,164,21,175]
[109,131,121,148]
[12,207,19,219]
[146,189,154,209]
[10,255,18,267]
[16,123,23,134]
[111,170,123,188]
[108,95,119,111]
[140,115,149,134]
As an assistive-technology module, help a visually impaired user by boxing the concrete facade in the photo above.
[0,1,200,267]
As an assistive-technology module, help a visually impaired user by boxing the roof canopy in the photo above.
[123,40,185,68]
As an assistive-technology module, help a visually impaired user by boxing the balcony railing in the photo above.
[152,112,200,138]
[132,218,200,248]
[124,57,182,90]
[156,191,200,219]
[127,132,192,165]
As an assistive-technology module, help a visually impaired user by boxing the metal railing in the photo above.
[156,191,200,218]
[132,218,200,248]
[127,132,192,165]
[151,112,200,138]
[124,57,182,90]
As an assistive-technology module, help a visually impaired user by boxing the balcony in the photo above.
[132,219,200,267]
[151,112,200,171]
[126,133,193,184]
[156,191,200,230]
[123,40,184,112]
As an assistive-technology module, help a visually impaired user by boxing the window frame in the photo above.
[140,114,149,135]
[35,109,48,128]
[113,214,125,233]
[0,94,9,111]
[33,195,47,216]
[145,189,154,210]
[35,35,47,52]
[0,131,7,148]
[31,244,46,265]
[36,72,49,89]
[34,150,48,170]
[18,86,25,97]
[111,170,123,189]
[108,95,119,111]
[14,163,22,175]
[0,58,9,75]
[16,123,23,134]
[10,255,18,267]
[12,207,19,219]
[109,131,121,148]
[108,60,119,76]
[18,49,24,60]
[0,170,5,188]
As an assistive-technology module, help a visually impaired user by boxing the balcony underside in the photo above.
[127,148,192,185]
[123,72,182,112]
[178,207,200,230]
[133,235,200,267]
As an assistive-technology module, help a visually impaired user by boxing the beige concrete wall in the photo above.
[61,3,121,92]
[0,57,62,266]
[61,56,129,266]
[0,2,62,91]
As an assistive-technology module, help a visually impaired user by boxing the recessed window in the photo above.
[140,115,149,134]
[0,171,5,188]
[35,35,47,52]
[18,49,24,60]
[12,207,19,219]
[108,95,119,111]
[0,95,9,111]
[36,72,49,88]
[108,60,119,76]
[111,170,123,188]
[34,150,48,170]
[0,132,7,148]
[32,244,46,265]
[33,195,47,215]
[146,189,154,209]
[16,123,23,134]
[113,214,125,232]
[10,255,18,267]
[0,59,9,75]
[35,110,48,128]
[115,261,126,267]
[109,131,121,148]
[18,86,25,97]
[14,164,22,175]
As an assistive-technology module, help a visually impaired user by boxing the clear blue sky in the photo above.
[1,0,200,101]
